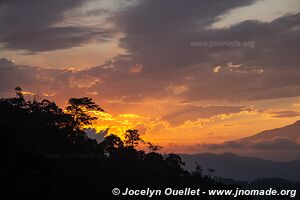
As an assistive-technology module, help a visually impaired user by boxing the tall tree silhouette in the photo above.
[66,97,104,130]
[9,86,26,107]
[124,129,142,148]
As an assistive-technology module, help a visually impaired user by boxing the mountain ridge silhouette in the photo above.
[181,153,300,181]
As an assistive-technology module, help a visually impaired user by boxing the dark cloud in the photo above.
[1,0,300,105]
[162,105,252,126]
[113,0,256,72]
[0,58,90,104]
[1,27,114,52]
[0,0,114,52]
[103,0,300,101]
[270,110,300,118]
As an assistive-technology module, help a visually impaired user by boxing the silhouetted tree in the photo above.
[147,142,162,152]
[192,161,203,177]
[103,134,124,148]
[207,168,216,178]
[165,153,185,174]
[66,97,104,130]
[15,86,24,99]
[9,86,25,107]
[101,134,124,156]
[124,129,142,148]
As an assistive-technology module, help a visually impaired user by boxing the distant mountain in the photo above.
[181,153,300,181]
[199,121,300,161]
[236,120,300,143]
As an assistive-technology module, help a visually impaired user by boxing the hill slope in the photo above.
[237,120,300,143]
[181,153,300,181]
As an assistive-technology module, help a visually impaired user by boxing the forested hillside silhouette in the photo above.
[0,87,295,200]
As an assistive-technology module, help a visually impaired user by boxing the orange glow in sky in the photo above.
[1,0,300,158]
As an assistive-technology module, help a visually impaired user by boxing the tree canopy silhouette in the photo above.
[124,129,143,148]
[66,97,104,130]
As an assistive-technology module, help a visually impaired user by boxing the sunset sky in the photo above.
[1,0,300,155]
